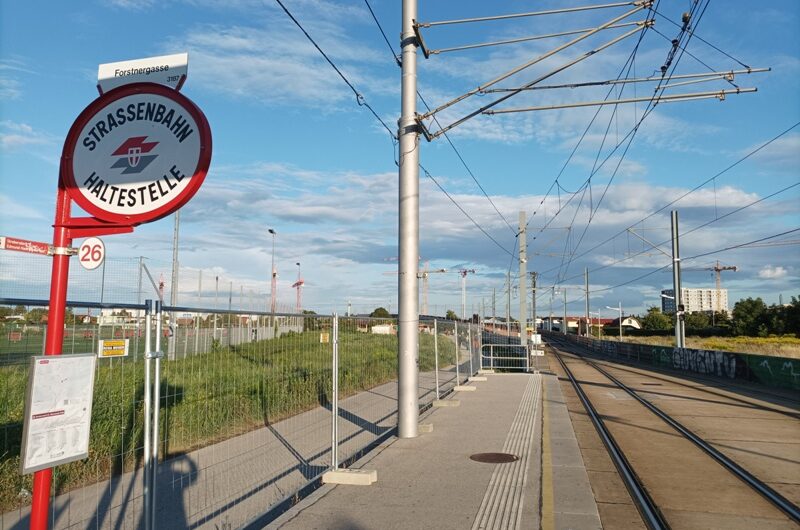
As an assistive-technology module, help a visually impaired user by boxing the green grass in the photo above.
[0,329,456,512]
[620,334,800,359]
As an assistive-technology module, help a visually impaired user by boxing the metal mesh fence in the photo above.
[334,316,398,467]
[155,312,334,529]
[0,249,488,529]
[1,306,150,529]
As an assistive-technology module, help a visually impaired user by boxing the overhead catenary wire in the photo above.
[554,0,709,282]
[421,165,516,257]
[653,6,751,68]
[276,0,515,256]
[589,227,800,294]
[648,25,741,88]
[547,180,800,288]
[363,0,518,237]
[536,120,800,280]
[273,0,396,141]
[523,8,656,237]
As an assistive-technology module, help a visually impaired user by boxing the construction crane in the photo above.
[383,260,447,315]
[458,269,476,320]
[706,260,737,313]
[420,261,447,315]
[291,261,304,313]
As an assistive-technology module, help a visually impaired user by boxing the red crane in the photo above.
[291,261,304,313]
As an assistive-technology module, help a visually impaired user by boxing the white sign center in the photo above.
[63,84,211,224]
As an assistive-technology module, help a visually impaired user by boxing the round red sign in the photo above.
[60,82,211,225]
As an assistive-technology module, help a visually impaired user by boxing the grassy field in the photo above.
[618,334,800,359]
[0,329,457,512]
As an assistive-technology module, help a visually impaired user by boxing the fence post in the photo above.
[331,313,339,469]
[454,320,460,385]
[479,319,483,371]
[433,319,440,400]
[526,344,530,373]
[143,300,153,530]
[151,300,163,530]
[468,324,473,376]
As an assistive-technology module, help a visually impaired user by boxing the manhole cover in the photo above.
[470,453,518,464]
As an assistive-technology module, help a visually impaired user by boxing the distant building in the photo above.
[661,288,728,314]
[371,324,395,335]
[609,316,642,330]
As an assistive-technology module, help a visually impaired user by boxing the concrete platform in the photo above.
[271,372,602,529]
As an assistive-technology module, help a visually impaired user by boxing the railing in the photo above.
[480,343,532,372]
[0,298,481,529]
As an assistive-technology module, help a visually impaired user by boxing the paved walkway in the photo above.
[271,371,601,530]
[1,367,461,530]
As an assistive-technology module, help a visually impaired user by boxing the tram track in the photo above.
[561,335,800,417]
[547,335,800,529]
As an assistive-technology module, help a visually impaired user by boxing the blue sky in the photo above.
[1,0,798,319]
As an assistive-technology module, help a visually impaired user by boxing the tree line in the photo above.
[638,295,800,336]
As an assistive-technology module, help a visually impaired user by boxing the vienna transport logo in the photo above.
[111,136,159,174]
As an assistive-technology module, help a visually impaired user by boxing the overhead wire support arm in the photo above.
[420,16,651,140]
[481,67,770,93]
[418,3,650,123]
[428,21,642,55]
[483,87,757,114]
[626,228,672,258]
[417,1,642,28]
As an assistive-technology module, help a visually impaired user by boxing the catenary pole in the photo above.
[518,211,527,345]
[584,267,590,336]
[531,272,537,333]
[397,0,419,439]
[671,210,685,348]
[506,270,511,340]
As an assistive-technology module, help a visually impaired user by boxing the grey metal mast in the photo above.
[519,211,527,345]
[585,267,590,336]
[671,210,686,348]
[398,0,420,439]
[506,270,511,339]
[530,272,537,333]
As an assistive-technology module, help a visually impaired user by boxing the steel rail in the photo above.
[557,336,800,414]
[552,346,669,529]
[550,337,800,524]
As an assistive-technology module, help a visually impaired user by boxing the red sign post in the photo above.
[30,82,211,530]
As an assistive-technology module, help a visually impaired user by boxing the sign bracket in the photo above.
[59,216,135,239]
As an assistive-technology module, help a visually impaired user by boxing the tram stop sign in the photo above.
[60,82,212,225]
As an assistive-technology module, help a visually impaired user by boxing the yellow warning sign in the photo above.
[98,339,129,358]
[319,332,330,344]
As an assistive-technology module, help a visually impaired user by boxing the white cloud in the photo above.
[740,133,800,171]
[758,265,788,280]
[165,6,389,109]
[107,0,155,9]
[0,121,54,150]
[0,194,46,220]
[0,59,33,100]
